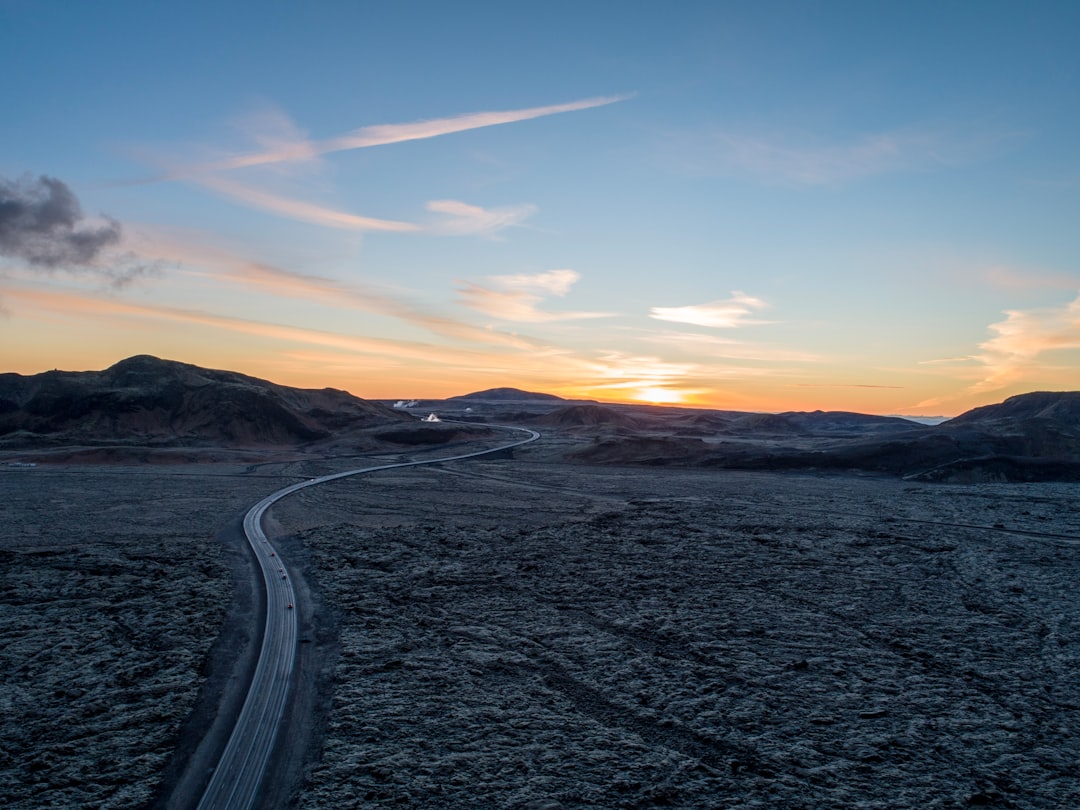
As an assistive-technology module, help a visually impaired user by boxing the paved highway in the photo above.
[195,425,539,810]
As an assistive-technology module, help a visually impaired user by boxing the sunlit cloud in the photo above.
[918,357,980,366]
[201,95,632,172]
[125,229,540,350]
[970,292,1080,394]
[425,199,537,237]
[458,269,614,323]
[196,174,420,232]
[234,263,536,347]
[228,102,326,177]
[490,269,580,296]
[913,292,1080,409]
[574,346,805,410]
[3,285,517,367]
[791,383,904,390]
[580,350,703,403]
[4,284,661,398]
[133,95,630,236]
[643,329,819,362]
[650,292,770,328]
[591,351,697,381]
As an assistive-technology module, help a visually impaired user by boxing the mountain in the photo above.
[448,387,565,402]
[0,355,412,448]
[946,391,1080,427]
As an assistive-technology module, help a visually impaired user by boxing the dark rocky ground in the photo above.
[3,447,1079,808]
[0,466,289,808]
[272,455,1080,809]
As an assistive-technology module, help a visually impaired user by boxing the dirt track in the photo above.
[2,453,1079,808]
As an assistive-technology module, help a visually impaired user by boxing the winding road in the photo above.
[195,425,540,810]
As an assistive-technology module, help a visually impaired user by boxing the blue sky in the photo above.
[2,1,1078,414]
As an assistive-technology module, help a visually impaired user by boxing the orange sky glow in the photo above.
[3,7,1079,418]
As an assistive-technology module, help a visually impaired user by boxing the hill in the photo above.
[565,392,1080,482]
[534,403,650,432]
[0,355,412,450]
[448,387,565,402]
[5,359,1077,480]
[946,391,1080,427]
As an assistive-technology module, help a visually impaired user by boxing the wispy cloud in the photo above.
[229,261,540,348]
[142,95,629,234]
[982,265,1080,291]
[712,131,935,185]
[588,350,787,388]
[4,285,518,367]
[643,329,818,362]
[197,174,420,232]
[970,292,1080,394]
[650,292,770,328]
[202,95,632,172]
[4,284,644,397]
[458,269,614,323]
[489,268,580,296]
[918,356,980,367]
[667,124,1016,186]
[128,230,540,349]
[791,383,904,390]
[914,291,1080,409]
[574,350,791,403]
[425,199,536,237]
[582,351,703,400]
[227,101,326,176]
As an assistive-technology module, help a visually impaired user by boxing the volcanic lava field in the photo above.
[3,445,1080,808]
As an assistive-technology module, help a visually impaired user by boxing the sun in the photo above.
[636,386,686,405]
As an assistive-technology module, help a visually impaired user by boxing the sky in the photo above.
[2,1,1079,416]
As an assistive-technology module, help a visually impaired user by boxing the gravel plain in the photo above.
[3,448,1079,809]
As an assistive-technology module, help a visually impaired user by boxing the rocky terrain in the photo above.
[4,441,1080,808]
[272,458,1080,809]
[2,358,1079,808]
[0,464,289,808]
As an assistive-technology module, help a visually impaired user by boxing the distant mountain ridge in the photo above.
[449,387,565,402]
[3,357,1077,481]
[561,391,1080,482]
[723,410,921,436]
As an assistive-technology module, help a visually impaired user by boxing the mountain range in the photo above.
[2,356,1078,481]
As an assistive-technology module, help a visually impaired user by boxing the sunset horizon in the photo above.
[5,6,1080,802]
[3,3,1078,419]
[3,348,1049,420]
